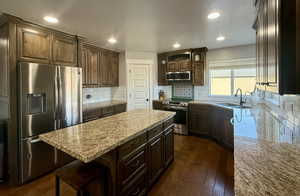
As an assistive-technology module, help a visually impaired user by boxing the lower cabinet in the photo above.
[117,118,175,196]
[83,103,127,122]
[188,103,212,135]
[188,103,234,149]
[148,135,164,186]
[163,127,174,167]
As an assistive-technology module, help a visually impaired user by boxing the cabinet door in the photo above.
[158,53,168,85]
[148,135,164,185]
[167,62,177,72]
[223,110,234,149]
[52,33,77,66]
[87,47,99,85]
[257,1,267,84]
[179,60,191,71]
[192,52,205,86]
[188,104,211,135]
[17,24,52,63]
[111,52,119,86]
[81,47,88,86]
[266,0,278,85]
[164,127,174,167]
[100,50,112,86]
[0,24,9,97]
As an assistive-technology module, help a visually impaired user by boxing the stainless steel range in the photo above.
[162,99,191,135]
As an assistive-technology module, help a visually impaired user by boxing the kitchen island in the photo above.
[40,109,176,196]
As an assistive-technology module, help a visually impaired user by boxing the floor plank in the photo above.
[0,135,234,196]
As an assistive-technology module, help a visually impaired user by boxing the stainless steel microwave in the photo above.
[166,71,191,81]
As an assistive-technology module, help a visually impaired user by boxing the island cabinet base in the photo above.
[116,118,175,196]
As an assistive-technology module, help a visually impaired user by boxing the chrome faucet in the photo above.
[235,88,246,106]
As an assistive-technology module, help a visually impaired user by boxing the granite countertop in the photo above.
[83,100,127,112]
[191,100,300,195]
[39,109,175,163]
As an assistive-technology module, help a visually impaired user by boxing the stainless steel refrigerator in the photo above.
[18,62,82,184]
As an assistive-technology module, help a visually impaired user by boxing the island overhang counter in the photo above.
[39,109,176,196]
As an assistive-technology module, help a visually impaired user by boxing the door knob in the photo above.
[146,98,149,102]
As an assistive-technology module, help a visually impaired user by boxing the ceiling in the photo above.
[0,0,256,52]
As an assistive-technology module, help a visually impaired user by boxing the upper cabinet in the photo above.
[17,24,52,64]
[157,53,168,85]
[192,48,207,86]
[0,24,9,97]
[52,32,77,66]
[255,0,300,94]
[81,44,119,88]
[157,48,207,86]
[17,22,78,66]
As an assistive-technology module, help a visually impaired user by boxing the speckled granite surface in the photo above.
[83,100,126,112]
[39,109,175,163]
[191,100,300,196]
[233,104,300,196]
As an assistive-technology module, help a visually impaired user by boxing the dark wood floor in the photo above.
[149,135,234,196]
[0,135,234,196]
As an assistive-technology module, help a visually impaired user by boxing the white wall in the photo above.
[194,44,256,100]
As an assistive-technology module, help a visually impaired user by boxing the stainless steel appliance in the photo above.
[166,71,191,81]
[162,99,190,135]
[18,62,82,184]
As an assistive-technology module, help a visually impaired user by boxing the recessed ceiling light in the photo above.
[108,37,117,44]
[216,36,225,41]
[173,42,181,49]
[208,12,220,20]
[43,16,58,23]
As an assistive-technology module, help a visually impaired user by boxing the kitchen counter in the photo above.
[39,109,175,163]
[191,100,300,195]
[83,100,126,112]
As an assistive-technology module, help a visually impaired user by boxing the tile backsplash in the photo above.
[154,86,172,100]
[173,83,193,99]
[83,88,112,104]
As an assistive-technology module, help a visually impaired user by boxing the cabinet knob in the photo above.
[230,118,235,125]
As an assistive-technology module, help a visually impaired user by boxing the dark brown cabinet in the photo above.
[0,24,9,97]
[82,44,99,86]
[115,118,175,196]
[17,23,78,66]
[157,53,168,85]
[52,33,77,66]
[83,103,127,122]
[17,24,52,64]
[188,103,234,149]
[148,135,164,185]
[255,0,300,94]
[81,45,119,87]
[157,48,207,86]
[188,103,212,135]
[192,49,207,86]
[152,100,164,110]
[163,127,174,167]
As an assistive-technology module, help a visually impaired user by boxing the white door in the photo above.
[128,63,151,110]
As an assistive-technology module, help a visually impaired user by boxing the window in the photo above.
[209,59,256,96]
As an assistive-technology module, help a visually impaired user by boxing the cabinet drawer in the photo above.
[102,106,114,116]
[164,118,174,129]
[118,133,147,158]
[148,123,163,140]
[114,104,126,114]
[122,168,147,196]
[119,148,146,187]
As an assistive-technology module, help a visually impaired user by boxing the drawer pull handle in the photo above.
[131,188,140,196]
[130,160,141,169]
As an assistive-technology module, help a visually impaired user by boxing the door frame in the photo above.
[126,59,153,111]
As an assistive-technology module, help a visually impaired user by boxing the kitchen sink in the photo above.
[218,103,252,109]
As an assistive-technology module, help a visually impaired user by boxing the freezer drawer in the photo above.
[20,137,56,183]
